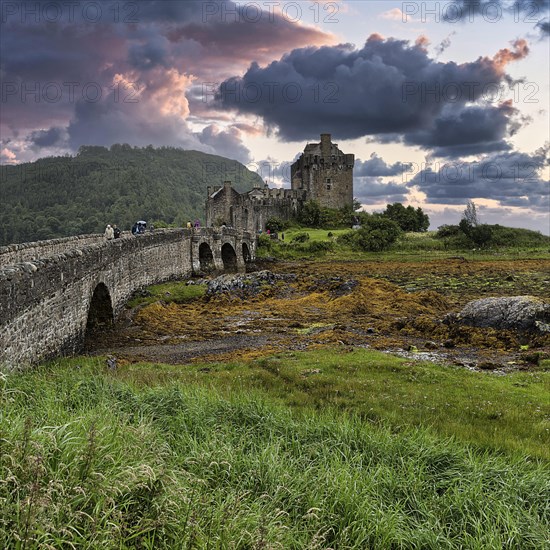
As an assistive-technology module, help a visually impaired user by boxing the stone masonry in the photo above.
[291,133,355,210]
[206,134,355,231]
[0,228,255,368]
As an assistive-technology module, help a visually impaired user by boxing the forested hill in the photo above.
[0,145,263,246]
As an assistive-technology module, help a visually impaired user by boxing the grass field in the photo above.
[127,281,205,308]
[3,232,549,547]
[261,229,550,262]
[1,349,549,548]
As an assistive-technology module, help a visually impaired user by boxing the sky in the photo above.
[1,0,549,233]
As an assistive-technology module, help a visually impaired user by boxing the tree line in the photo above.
[0,144,262,246]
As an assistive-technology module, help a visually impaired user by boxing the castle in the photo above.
[206,134,355,232]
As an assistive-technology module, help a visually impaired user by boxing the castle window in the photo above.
[326,178,332,190]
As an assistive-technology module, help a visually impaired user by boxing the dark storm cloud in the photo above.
[355,153,411,177]
[403,102,523,157]
[442,0,550,36]
[216,35,528,143]
[407,146,549,211]
[195,125,252,164]
[1,0,333,160]
[28,127,66,147]
[127,35,170,70]
[354,175,409,204]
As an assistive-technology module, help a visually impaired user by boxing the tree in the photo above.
[265,217,288,232]
[470,224,493,248]
[338,217,401,252]
[462,200,479,227]
[298,201,322,227]
[382,203,430,232]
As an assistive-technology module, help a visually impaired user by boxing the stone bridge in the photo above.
[0,228,256,368]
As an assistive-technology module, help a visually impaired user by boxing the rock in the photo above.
[332,279,359,297]
[367,327,375,334]
[446,296,550,332]
[424,341,438,350]
[206,270,295,297]
[443,339,455,349]
[477,361,501,370]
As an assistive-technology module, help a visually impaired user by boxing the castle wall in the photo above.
[206,183,305,233]
[291,134,355,210]
[205,134,354,232]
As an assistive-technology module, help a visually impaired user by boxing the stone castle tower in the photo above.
[290,133,355,210]
[206,134,354,231]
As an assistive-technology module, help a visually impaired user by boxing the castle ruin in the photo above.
[206,134,355,231]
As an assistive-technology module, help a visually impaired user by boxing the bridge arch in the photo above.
[86,282,113,333]
[1,228,256,367]
[198,242,215,272]
[221,243,238,272]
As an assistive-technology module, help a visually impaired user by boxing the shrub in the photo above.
[298,201,322,227]
[381,203,430,232]
[265,217,291,233]
[469,224,493,248]
[436,225,461,238]
[292,232,310,243]
[303,240,334,253]
[338,218,401,252]
[436,223,549,250]
[257,234,272,250]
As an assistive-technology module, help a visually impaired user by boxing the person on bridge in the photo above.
[104,224,114,240]
[113,225,121,239]
[187,221,192,229]
[194,219,201,229]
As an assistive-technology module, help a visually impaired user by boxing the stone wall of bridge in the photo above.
[0,228,255,369]
[0,234,106,266]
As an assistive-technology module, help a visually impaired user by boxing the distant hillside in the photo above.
[0,145,263,245]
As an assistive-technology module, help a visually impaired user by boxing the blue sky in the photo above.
[1,0,549,232]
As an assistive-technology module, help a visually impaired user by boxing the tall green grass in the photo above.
[117,349,550,459]
[1,360,549,548]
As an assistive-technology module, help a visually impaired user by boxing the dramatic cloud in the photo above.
[354,153,412,204]
[216,36,529,144]
[407,145,550,212]
[442,0,550,36]
[403,102,525,157]
[0,0,334,161]
[28,127,67,148]
[435,32,457,56]
[355,153,410,177]
[354,177,409,204]
[196,125,252,164]
[0,148,17,164]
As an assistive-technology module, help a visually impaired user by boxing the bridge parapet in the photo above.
[0,228,256,368]
[0,233,105,266]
